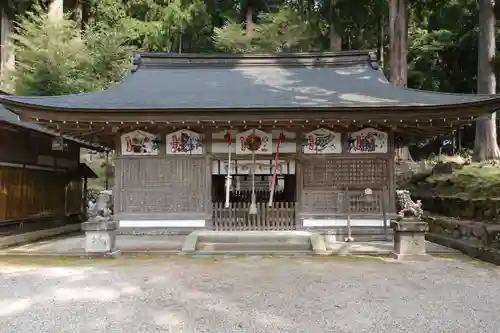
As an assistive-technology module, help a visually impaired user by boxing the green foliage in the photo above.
[8,3,131,96]
[424,166,500,199]
[214,8,320,53]
[408,28,456,91]
[89,0,212,53]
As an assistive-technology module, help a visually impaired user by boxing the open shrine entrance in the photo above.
[211,159,296,231]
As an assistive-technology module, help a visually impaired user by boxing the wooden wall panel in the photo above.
[302,156,389,189]
[0,166,81,221]
[0,124,79,167]
[299,156,391,215]
[300,188,384,215]
[118,156,208,215]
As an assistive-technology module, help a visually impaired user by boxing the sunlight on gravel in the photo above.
[0,256,498,333]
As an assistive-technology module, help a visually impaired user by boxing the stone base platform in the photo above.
[0,233,460,258]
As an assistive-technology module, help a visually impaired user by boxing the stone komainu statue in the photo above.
[396,189,423,220]
[87,193,113,222]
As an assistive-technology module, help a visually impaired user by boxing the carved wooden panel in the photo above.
[302,157,388,188]
[300,189,383,214]
[301,190,346,214]
[346,189,382,213]
[119,157,207,214]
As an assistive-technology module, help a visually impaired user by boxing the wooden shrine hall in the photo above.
[0,91,100,237]
[1,50,500,235]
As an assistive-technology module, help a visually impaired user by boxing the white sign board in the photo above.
[166,129,203,155]
[348,128,388,153]
[121,130,160,156]
[303,128,342,154]
[235,129,272,155]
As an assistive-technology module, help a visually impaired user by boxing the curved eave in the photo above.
[0,96,499,120]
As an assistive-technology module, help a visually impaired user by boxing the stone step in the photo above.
[194,250,313,256]
[183,230,325,255]
[195,241,312,253]
[195,231,313,244]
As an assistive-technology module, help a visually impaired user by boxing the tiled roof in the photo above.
[0,51,498,111]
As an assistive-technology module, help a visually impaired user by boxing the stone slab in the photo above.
[82,220,119,231]
[0,224,81,249]
[181,231,326,255]
[390,219,429,232]
[309,233,327,255]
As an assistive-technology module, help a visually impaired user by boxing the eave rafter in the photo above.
[31,114,478,149]
[2,96,492,150]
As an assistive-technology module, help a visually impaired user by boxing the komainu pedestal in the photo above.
[82,220,119,257]
[390,219,430,260]
[392,190,430,260]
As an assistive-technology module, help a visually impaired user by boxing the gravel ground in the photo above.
[0,256,498,333]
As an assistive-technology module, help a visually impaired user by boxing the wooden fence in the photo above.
[213,202,296,231]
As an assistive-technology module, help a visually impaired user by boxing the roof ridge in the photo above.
[131,50,379,72]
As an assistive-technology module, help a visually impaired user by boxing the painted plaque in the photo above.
[236,129,272,154]
[51,136,66,151]
[166,129,203,155]
[347,128,388,153]
[121,130,160,156]
[303,128,341,154]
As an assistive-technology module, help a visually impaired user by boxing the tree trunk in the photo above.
[81,0,90,30]
[329,0,341,51]
[48,0,64,22]
[378,8,385,67]
[329,26,341,51]
[389,0,407,87]
[389,0,412,161]
[0,7,14,87]
[473,0,500,161]
[245,6,253,36]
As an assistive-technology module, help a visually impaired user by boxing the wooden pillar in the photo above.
[83,176,88,217]
[295,129,303,229]
[104,151,109,190]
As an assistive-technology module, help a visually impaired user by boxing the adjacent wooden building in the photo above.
[1,50,499,235]
[0,93,98,235]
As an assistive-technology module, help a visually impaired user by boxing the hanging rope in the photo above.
[244,130,261,215]
[224,131,232,208]
[268,132,285,207]
[249,149,257,214]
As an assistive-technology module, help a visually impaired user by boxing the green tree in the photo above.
[8,3,131,95]
[89,0,213,53]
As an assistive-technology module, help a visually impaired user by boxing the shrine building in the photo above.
[1,50,500,236]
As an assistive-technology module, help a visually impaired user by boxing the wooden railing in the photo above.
[213,202,296,231]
